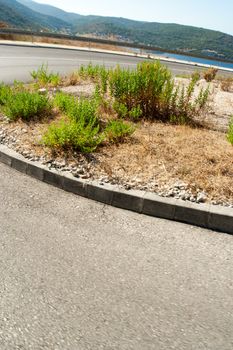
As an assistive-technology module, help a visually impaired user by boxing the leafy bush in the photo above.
[113,101,129,118]
[0,83,12,105]
[191,70,201,82]
[31,64,61,87]
[227,117,233,145]
[53,92,76,113]
[75,62,209,124]
[108,61,209,124]
[45,90,136,152]
[44,92,103,152]
[109,62,172,119]
[203,67,218,82]
[54,92,100,125]
[104,120,135,143]
[43,118,102,153]
[128,106,143,120]
[4,91,51,121]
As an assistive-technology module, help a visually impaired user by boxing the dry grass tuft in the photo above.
[62,72,81,86]
[220,77,233,92]
[96,122,233,202]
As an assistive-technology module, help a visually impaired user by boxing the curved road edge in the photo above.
[1,40,233,73]
[0,144,232,234]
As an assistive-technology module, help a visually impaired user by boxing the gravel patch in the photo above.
[60,83,96,98]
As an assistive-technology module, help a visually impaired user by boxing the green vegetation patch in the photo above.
[3,90,51,121]
[54,92,100,124]
[43,118,102,153]
[31,64,61,87]
[227,117,233,145]
[0,83,12,105]
[104,119,135,143]
[0,61,214,154]
[44,92,135,152]
[80,62,209,125]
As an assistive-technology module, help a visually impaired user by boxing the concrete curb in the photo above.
[0,144,232,234]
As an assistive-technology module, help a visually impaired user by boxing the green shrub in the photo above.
[109,61,209,124]
[75,62,209,124]
[113,102,142,120]
[104,120,135,143]
[4,91,51,121]
[31,64,61,87]
[43,117,102,153]
[78,63,99,79]
[203,67,218,82]
[44,92,104,152]
[191,70,201,82]
[44,90,136,152]
[113,101,129,118]
[0,83,12,105]
[193,85,210,109]
[129,105,143,120]
[99,68,109,94]
[54,92,100,125]
[53,92,76,113]
[227,117,233,145]
[68,98,99,124]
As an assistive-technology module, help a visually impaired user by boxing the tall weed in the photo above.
[31,64,61,87]
[227,117,233,145]
[108,61,209,124]
[0,83,12,105]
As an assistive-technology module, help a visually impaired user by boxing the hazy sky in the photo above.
[35,0,233,35]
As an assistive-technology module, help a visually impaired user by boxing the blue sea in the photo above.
[147,50,233,70]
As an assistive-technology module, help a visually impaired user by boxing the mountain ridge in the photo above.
[0,0,71,32]
[1,0,233,61]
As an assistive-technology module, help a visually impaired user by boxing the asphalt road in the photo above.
[0,43,232,84]
[1,162,233,349]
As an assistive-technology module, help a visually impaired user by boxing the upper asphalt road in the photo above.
[1,162,233,349]
[0,43,232,84]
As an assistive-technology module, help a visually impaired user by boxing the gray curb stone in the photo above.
[143,192,176,220]
[112,189,145,213]
[0,144,232,234]
[86,181,113,204]
[63,173,87,197]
